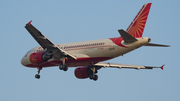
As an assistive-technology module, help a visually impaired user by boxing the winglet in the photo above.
[28,20,32,26]
[161,64,165,70]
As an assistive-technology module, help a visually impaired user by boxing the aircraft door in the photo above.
[109,40,115,50]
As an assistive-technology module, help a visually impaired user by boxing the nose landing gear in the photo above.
[35,67,42,79]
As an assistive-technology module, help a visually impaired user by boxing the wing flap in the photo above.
[95,62,163,70]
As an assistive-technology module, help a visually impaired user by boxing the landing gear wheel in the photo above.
[88,75,98,81]
[95,70,98,73]
[35,74,40,79]
[34,67,42,79]
[59,64,68,71]
[89,75,93,80]
[59,65,63,70]
[87,67,99,81]
[93,75,98,81]
[63,65,68,71]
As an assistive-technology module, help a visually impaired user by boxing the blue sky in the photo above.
[0,0,179,101]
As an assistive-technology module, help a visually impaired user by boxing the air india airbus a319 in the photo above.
[21,3,169,81]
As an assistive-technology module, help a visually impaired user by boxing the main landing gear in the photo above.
[59,64,68,71]
[59,58,68,71]
[35,67,42,79]
[88,67,98,81]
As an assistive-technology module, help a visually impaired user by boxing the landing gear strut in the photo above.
[35,67,42,79]
[88,67,98,81]
[59,57,68,71]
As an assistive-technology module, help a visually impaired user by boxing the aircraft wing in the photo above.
[25,21,77,60]
[94,62,164,70]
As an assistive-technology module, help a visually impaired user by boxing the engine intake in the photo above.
[30,52,53,64]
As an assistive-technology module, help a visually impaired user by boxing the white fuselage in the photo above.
[21,37,150,67]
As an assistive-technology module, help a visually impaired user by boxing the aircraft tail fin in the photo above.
[126,3,152,38]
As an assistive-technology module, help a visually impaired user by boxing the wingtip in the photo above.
[27,20,32,26]
[161,64,165,70]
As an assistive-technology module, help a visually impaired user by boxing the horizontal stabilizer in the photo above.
[144,43,170,47]
[118,29,137,43]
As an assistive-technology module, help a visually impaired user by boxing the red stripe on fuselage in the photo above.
[25,57,112,68]
[109,37,127,48]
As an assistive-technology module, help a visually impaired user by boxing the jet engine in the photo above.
[74,66,99,81]
[30,52,53,64]
[74,66,89,79]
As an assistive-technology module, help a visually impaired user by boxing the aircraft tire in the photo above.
[59,65,63,70]
[93,75,98,81]
[35,74,40,79]
[89,75,93,80]
[63,65,68,71]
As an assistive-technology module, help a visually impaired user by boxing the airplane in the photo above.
[21,3,169,81]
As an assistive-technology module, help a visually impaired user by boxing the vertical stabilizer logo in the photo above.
[126,3,152,38]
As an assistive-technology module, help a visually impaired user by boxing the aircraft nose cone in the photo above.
[21,56,29,66]
[21,57,26,66]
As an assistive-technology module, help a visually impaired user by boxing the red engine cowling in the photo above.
[74,66,89,79]
[30,52,52,64]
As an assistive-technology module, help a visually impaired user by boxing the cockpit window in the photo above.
[24,50,31,57]
[24,47,37,57]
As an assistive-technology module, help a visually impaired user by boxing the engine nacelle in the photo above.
[30,52,53,64]
[74,66,89,79]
